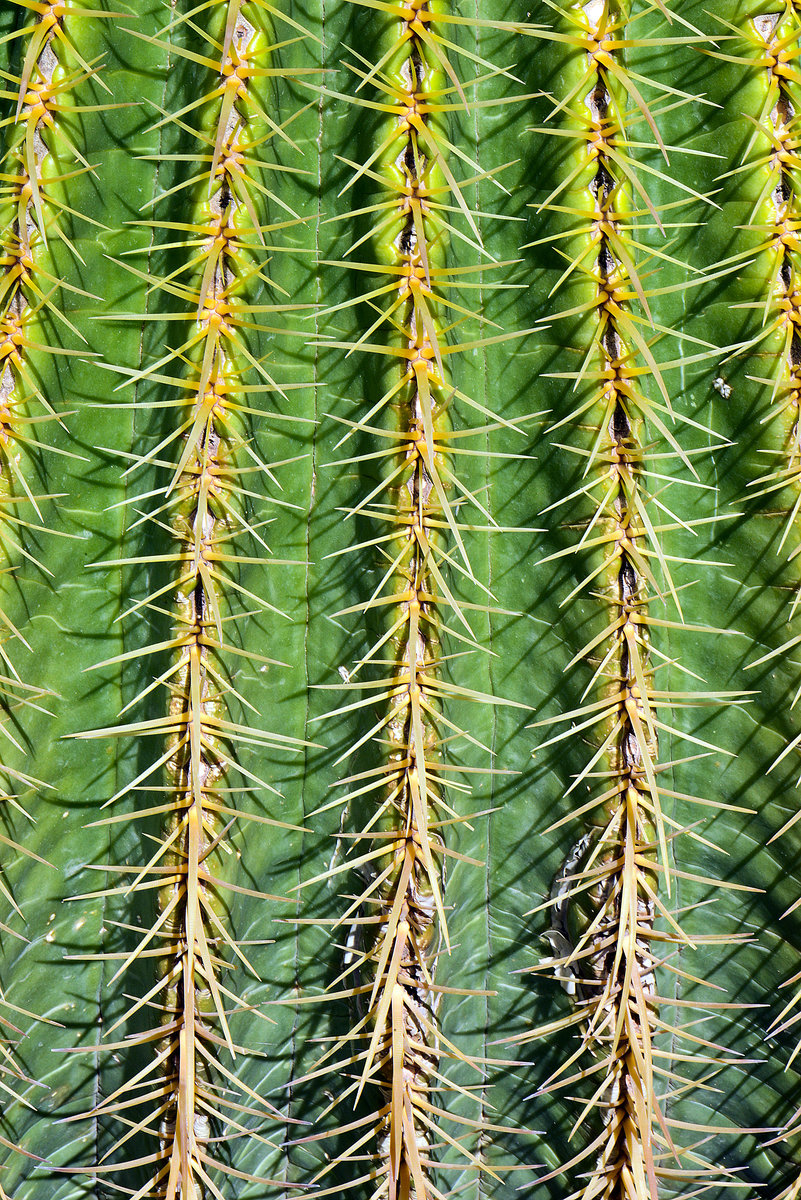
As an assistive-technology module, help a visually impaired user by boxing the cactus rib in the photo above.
[292,3,537,1196]
[70,4,312,1195]
[520,4,744,1196]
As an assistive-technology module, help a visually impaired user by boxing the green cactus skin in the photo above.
[2,1,801,1198]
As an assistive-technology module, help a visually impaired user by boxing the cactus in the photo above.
[0,0,800,1198]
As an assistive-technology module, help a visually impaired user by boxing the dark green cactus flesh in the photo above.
[3,1,801,1198]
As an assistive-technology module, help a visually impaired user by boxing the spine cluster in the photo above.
[0,0,89,616]
[1,1,79,421]
[748,4,801,497]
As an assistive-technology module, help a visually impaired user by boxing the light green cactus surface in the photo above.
[2,1,801,1198]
